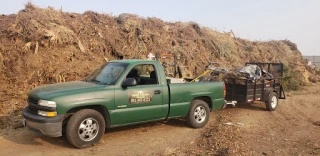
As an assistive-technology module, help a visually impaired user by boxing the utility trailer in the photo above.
[225,63,286,111]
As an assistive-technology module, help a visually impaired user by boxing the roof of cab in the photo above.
[110,59,156,64]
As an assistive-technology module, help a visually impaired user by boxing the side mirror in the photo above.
[122,78,137,87]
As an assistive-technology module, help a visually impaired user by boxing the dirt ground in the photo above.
[236,84,320,156]
[0,84,319,156]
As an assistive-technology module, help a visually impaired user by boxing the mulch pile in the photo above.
[0,2,316,118]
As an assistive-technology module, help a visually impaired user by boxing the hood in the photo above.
[29,81,105,100]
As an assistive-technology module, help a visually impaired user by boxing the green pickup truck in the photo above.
[23,60,225,148]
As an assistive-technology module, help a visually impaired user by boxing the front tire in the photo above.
[66,109,105,148]
[186,100,210,128]
[266,92,278,111]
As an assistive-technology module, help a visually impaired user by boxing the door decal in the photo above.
[129,90,152,104]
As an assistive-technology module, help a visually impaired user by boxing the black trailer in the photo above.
[225,63,286,111]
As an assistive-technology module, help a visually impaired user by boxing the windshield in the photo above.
[84,62,129,85]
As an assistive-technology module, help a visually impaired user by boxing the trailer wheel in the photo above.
[66,109,105,148]
[266,92,278,111]
[186,99,210,128]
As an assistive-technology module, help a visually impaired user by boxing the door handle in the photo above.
[154,90,161,94]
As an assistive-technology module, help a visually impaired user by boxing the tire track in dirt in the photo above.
[232,84,320,155]
[0,85,319,155]
[0,118,205,156]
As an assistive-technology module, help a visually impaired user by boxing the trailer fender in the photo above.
[263,88,277,101]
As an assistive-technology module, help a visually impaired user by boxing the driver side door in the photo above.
[114,63,167,125]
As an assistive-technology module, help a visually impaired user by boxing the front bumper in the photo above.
[22,108,64,137]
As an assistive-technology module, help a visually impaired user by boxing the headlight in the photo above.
[38,100,56,108]
[38,110,57,117]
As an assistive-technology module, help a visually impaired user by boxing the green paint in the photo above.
[26,60,225,128]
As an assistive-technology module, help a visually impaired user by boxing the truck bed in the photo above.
[167,81,225,118]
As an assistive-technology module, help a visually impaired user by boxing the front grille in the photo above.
[28,96,39,105]
[27,96,56,115]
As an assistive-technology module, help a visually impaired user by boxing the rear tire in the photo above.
[66,109,105,148]
[266,92,278,111]
[186,100,210,128]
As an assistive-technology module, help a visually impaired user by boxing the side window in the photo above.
[126,64,158,85]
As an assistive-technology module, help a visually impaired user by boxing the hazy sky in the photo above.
[1,0,319,55]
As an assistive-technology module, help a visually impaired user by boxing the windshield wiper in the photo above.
[91,79,101,83]
[84,79,101,83]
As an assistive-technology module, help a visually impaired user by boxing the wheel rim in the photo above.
[194,106,206,123]
[271,96,277,108]
[78,118,99,141]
